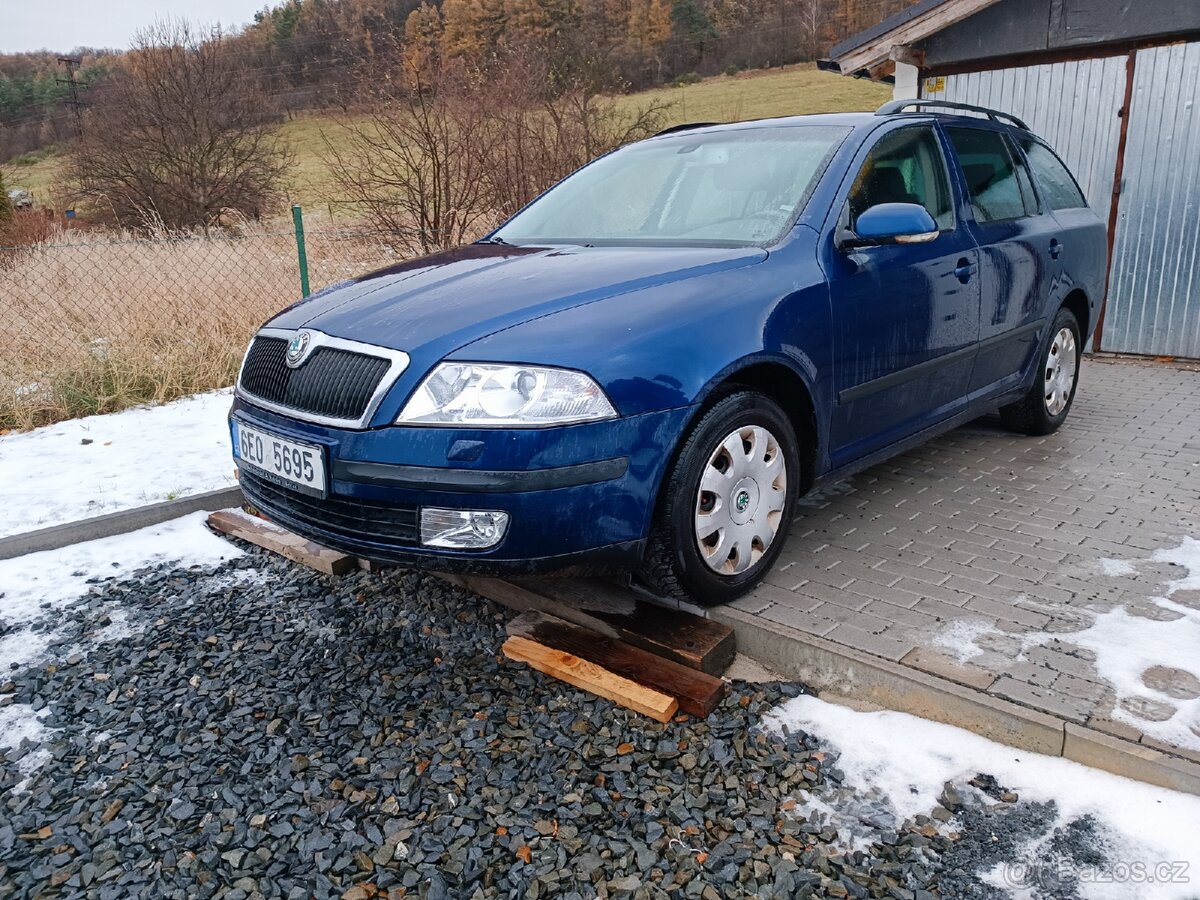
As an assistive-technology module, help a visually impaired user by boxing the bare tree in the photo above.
[69,20,293,231]
[482,46,668,217]
[325,45,667,254]
[324,61,498,255]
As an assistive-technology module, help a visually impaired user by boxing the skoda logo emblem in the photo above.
[285,331,312,368]
[735,490,751,513]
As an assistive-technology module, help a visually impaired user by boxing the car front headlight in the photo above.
[397,362,617,426]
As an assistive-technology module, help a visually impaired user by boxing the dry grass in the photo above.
[0,225,398,430]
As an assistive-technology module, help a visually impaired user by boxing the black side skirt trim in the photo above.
[837,318,1045,405]
[332,457,629,493]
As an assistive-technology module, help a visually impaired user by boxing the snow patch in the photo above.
[766,695,1200,900]
[1043,537,1200,750]
[0,703,49,753]
[0,389,236,538]
[931,617,997,663]
[1099,557,1137,577]
[0,512,242,670]
[90,608,138,644]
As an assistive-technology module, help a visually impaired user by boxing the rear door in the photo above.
[1016,134,1108,339]
[823,123,981,467]
[942,124,1061,394]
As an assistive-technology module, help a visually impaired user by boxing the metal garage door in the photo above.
[1104,42,1200,358]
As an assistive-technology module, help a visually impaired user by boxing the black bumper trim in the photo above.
[331,456,629,493]
[243,481,644,575]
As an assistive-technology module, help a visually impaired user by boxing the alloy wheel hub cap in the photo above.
[694,425,787,576]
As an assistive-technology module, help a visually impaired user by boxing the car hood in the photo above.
[267,243,768,356]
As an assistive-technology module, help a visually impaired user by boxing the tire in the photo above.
[1000,308,1082,436]
[640,390,800,606]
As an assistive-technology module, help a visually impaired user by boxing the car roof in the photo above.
[646,109,1031,141]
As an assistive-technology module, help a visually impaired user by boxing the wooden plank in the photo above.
[837,0,1001,73]
[511,577,637,615]
[440,574,626,639]
[450,575,736,676]
[592,603,736,677]
[514,577,736,674]
[206,509,357,576]
[502,635,678,723]
[507,611,726,717]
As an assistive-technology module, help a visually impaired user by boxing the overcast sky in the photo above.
[2,0,269,54]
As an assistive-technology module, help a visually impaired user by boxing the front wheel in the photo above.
[1000,308,1082,435]
[639,391,800,606]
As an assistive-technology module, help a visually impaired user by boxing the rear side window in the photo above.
[847,126,954,231]
[1019,137,1088,209]
[945,126,1029,223]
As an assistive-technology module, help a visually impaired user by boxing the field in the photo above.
[6,65,890,215]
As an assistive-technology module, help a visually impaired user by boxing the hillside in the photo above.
[7,64,890,219]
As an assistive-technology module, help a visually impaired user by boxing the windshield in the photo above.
[493,125,850,246]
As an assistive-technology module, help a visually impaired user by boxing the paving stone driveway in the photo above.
[730,357,1200,758]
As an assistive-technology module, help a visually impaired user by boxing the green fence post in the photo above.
[292,204,311,297]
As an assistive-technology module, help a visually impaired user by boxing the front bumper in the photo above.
[229,397,693,574]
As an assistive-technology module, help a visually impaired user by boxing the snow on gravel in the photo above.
[0,389,235,537]
[767,695,1200,900]
[0,512,243,671]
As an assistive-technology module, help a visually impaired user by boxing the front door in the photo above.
[824,124,981,468]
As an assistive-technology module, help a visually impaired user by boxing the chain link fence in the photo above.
[0,213,408,430]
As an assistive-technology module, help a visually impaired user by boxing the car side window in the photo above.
[944,126,1028,223]
[1006,135,1041,217]
[846,126,954,232]
[1018,137,1089,210]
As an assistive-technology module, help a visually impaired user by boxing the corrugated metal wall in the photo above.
[923,56,1126,225]
[924,47,1200,358]
[1104,42,1200,358]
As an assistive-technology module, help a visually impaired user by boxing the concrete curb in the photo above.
[0,487,245,561]
[712,605,1200,797]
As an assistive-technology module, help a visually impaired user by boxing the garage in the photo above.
[823,0,1200,359]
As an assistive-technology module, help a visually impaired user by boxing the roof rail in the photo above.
[875,99,1029,131]
[653,122,720,137]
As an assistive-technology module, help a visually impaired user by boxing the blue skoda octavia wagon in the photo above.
[230,100,1106,605]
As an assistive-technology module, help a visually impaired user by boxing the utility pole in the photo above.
[57,56,85,137]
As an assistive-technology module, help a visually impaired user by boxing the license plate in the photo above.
[233,421,326,497]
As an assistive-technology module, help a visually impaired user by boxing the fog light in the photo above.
[420,508,510,549]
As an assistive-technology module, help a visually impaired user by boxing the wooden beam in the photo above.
[502,635,679,723]
[889,45,925,67]
[506,611,727,717]
[592,603,735,676]
[458,575,736,676]
[837,0,1002,75]
[207,509,357,576]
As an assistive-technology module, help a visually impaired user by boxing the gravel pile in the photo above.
[0,541,1108,898]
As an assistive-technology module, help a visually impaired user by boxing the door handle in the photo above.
[1049,239,1062,259]
[954,258,977,283]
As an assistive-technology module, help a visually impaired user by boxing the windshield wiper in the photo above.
[477,236,510,245]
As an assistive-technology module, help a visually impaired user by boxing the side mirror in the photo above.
[839,202,939,250]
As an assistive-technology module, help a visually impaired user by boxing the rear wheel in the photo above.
[1000,308,1081,435]
[640,391,799,606]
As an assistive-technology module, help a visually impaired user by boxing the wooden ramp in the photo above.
[207,507,735,721]
[207,509,357,575]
